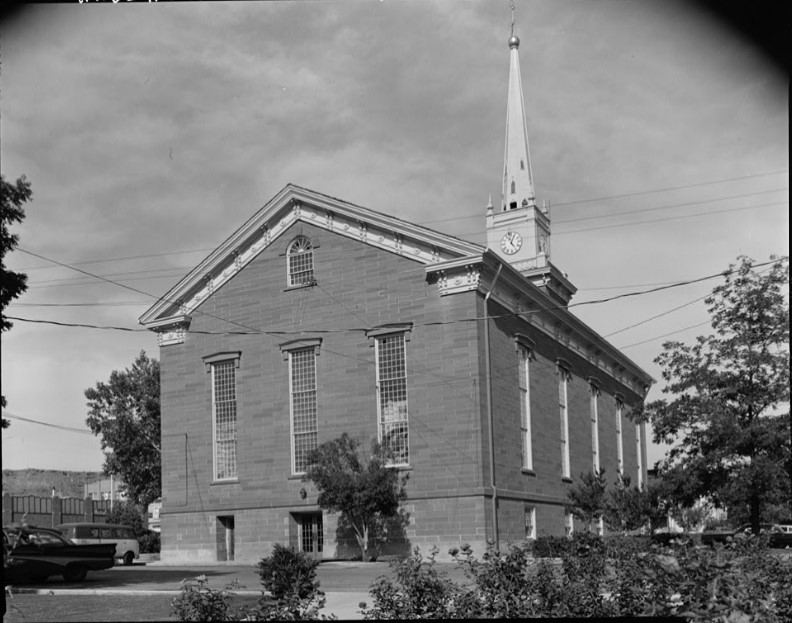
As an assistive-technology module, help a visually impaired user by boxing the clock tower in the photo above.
[486,26,576,306]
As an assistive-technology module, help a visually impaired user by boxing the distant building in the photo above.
[147,498,162,533]
[84,476,126,503]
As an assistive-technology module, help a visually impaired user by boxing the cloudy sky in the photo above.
[1,1,787,474]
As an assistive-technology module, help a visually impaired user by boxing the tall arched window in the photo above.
[287,236,314,286]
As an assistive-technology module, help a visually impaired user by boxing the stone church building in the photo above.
[141,30,652,563]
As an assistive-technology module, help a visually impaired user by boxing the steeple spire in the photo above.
[502,13,536,212]
[486,6,576,306]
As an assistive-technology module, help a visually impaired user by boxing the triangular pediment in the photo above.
[139,184,483,329]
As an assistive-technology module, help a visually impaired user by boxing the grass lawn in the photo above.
[3,593,262,622]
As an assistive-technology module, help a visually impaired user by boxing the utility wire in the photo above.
[21,195,785,293]
[602,263,780,339]
[12,171,788,274]
[452,200,787,241]
[553,169,788,208]
[553,188,787,226]
[7,257,787,336]
[2,411,94,436]
[604,293,710,338]
[12,301,150,308]
[17,248,214,273]
[17,247,265,337]
[617,320,713,350]
[417,170,788,225]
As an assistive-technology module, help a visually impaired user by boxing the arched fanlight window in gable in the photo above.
[287,236,314,287]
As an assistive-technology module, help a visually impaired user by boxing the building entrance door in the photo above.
[216,515,235,562]
[296,512,323,558]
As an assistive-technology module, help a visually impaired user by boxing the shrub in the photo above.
[453,541,541,617]
[361,534,792,621]
[361,546,466,619]
[139,530,160,554]
[171,575,238,622]
[237,593,335,621]
[531,535,571,558]
[105,500,146,536]
[255,544,320,601]
[171,572,334,622]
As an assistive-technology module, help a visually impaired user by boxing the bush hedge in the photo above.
[361,533,792,621]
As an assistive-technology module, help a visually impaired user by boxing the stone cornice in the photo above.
[426,252,654,401]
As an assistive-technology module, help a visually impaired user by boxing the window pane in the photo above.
[377,334,408,465]
[290,348,318,473]
[288,237,314,286]
[519,347,532,470]
[213,361,238,480]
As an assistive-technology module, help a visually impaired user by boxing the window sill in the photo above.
[385,464,413,473]
[561,477,573,484]
[521,469,536,477]
[288,474,306,481]
[284,282,317,292]
[211,479,240,486]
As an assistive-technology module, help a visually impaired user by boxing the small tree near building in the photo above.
[603,473,653,534]
[302,433,408,561]
[566,469,607,533]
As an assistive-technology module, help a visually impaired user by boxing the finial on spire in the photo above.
[501,0,536,211]
[509,1,520,48]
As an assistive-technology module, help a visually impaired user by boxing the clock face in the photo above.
[500,231,522,255]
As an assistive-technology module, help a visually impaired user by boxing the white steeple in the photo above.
[485,10,577,306]
[502,32,536,212]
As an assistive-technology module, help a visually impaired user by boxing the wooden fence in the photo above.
[2,492,111,529]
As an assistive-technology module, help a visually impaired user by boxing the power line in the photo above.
[16,247,265,336]
[557,201,788,236]
[16,248,214,273]
[602,263,781,339]
[8,257,786,336]
[21,197,786,294]
[416,169,789,226]
[11,172,788,275]
[617,320,713,350]
[11,301,150,308]
[2,411,94,436]
[604,293,710,338]
[29,266,192,288]
[553,170,789,208]
[553,188,787,226]
[453,200,787,241]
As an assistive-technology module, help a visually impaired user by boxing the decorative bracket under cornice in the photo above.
[146,315,192,346]
[426,255,484,296]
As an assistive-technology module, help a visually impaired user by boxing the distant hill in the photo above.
[2,469,104,499]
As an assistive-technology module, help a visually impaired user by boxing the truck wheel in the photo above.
[63,565,88,582]
[123,551,135,566]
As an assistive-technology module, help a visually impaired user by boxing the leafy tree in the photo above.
[641,256,790,532]
[566,469,607,532]
[85,351,161,506]
[302,433,408,561]
[105,499,146,536]
[650,464,718,532]
[603,473,652,534]
[1,174,33,429]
